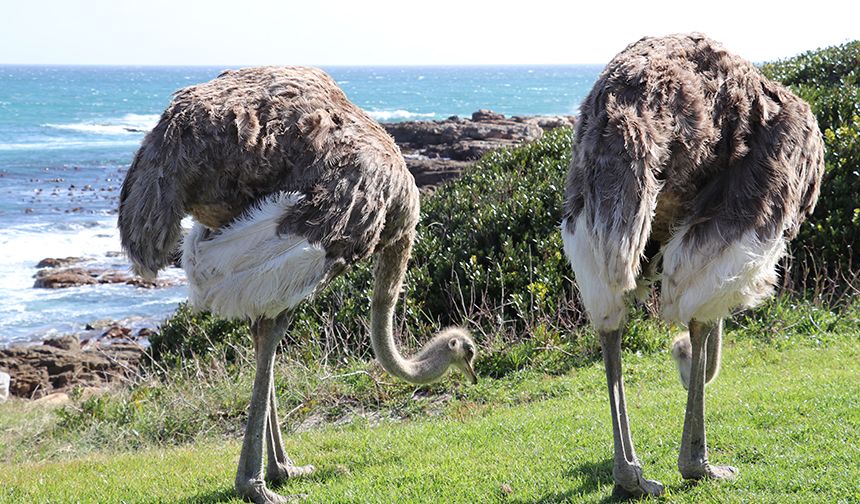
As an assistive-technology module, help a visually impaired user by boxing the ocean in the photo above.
[0,64,602,346]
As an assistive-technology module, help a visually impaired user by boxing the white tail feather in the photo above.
[662,228,785,323]
[561,216,628,331]
[182,192,328,319]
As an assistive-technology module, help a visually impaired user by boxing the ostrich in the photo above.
[118,67,478,503]
[561,34,824,497]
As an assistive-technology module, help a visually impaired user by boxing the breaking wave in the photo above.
[366,109,436,122]
[43,113,160,135]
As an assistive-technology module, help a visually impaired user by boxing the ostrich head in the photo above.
[406,327,478,384]
[445,328,479,384]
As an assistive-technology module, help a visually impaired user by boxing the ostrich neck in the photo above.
[370,299,449,384]
[369,234,449,385]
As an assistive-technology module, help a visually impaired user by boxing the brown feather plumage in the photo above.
[118,66,418,279]
[563,33,825,291]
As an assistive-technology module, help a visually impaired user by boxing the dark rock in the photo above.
[33,265,181,289]
[98,271,133,284]
[125,276,180,288]
[43,335,80,351]
[382,110,575,189]
[471,109,506,122]
[35,257,85,268]
[33,268,99,288]
[0,335,145,399]
[404,158,472,190]
[382,110,573,161]
[136,327,156,339]
[102,325,132,339]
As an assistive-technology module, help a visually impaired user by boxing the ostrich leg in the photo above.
[705,319,723,384]
[678,319,738,480]
[673,318,725,388]
[235,315,293,504]
[600,329,664,498]
[266,382,315,484]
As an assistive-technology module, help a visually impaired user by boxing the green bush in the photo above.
[410,128,574,324]
[149,302,250,364]
[762,41,860,284]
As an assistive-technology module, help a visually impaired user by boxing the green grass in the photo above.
[2,330,858,503]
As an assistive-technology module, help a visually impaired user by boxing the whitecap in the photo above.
[43,113,160,136]
[366,109,435,122]
[0,139,143,151]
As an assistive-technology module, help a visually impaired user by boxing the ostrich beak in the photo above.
[464,361,478,384]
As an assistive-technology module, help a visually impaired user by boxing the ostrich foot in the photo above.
[236,478,303,503]
[612,462,665,498]
[680,462,738,481]
[266,463,316,485]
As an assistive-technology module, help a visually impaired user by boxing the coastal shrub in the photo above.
[149,304,250,364]
[762,40,860,285]
[411,127,574,325]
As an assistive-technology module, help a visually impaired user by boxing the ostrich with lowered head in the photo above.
[119,67,478,503]
[561,34,824,497]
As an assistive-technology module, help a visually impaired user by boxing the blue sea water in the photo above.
[0,64,602,345]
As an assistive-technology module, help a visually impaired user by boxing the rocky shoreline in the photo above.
[0,256,171,399]
[0,110,574,400]
[32,255,182,289]
[385,109,575,190]
[0,332,147,399]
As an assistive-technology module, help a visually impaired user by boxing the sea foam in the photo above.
[366,109,436,122]
[0,218,187,345]
[0,139,143,151]
[43,113,160,136]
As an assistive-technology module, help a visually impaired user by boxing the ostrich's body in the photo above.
[561,34,824,497]
[119,67,477,503]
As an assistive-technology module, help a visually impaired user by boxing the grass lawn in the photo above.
[2,332,858,503]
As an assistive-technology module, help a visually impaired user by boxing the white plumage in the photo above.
[182,192,328,319]
[561,216,628,331]
[661,228,785,323]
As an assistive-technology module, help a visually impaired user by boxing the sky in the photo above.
[1,0,857,66]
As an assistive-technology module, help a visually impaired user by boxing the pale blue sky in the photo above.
[1,0,857,65]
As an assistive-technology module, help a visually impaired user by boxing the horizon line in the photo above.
[0,62,609,69]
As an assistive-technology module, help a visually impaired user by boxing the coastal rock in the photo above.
[471,109,506,122]
[404,158,472,189]
[33,265,181,289]
[35,257,86,268]
[0,333,145,399]
[102,325,132,339]
[382,110,575,189]
[33,267,100,288]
